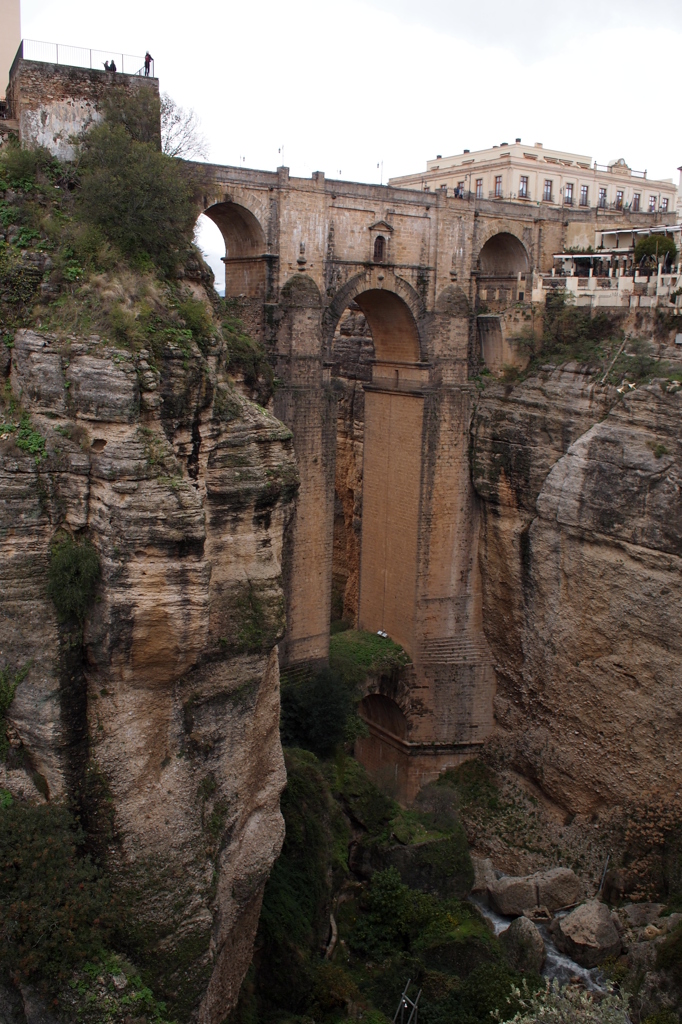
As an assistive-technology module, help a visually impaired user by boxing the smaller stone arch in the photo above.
[324,269,426,363]
[203,201,267,297]
[280,273,322,308]
[478,232,529,276]
[435,284,470,316]
[359,693,407,740]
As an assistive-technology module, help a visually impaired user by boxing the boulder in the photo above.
[535,867,581,912]
[552,901,622,968]
[501,916,546,974]
[488,875,537,917]
[623,903,664,929]
[471,855,497,894]
[487,866,581,917]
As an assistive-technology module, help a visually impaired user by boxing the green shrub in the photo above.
[99,88,162,148]
[0,801,116,990]
[635,234,677,265]
[77,124,198,274]
[223,312,274,403]
[177,296,214,353]
[0,663,30,760]
[257,749,343,1011]
[0,141,57,189]
[14,414,46,462]
[47,534,101,625]
[329,629,410,688]
[438,758,500,811]
[280,668,354,757]
[541,291,620,367]
[329,755,396,836]
[500,978,630,1024]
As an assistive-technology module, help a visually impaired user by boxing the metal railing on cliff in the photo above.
[11,40,155,80]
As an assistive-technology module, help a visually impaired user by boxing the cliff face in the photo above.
[472,366,682,813]
[0,326,297,1020]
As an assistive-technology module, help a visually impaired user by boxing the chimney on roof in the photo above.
[463,149,470,153]
[535,142,543,148]
[515,137,521,143]
[501,142,508,146]
[436,154,442,159]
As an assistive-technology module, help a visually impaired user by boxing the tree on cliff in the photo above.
[76,120,201,274]
[160,93,208,160]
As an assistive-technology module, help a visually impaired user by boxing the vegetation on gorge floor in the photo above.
[232,750,539,1024]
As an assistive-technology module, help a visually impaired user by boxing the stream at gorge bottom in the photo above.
[469,896,605,992]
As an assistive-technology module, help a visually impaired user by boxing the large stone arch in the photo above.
[476,231,530,276]
[359,692,407,739]
[324,268,427,362]
[324,272,428,658]
[203,200,267,298]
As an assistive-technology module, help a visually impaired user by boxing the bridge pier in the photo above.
[199,169,557,800]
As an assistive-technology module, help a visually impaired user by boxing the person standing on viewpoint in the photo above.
[144,51,153,76]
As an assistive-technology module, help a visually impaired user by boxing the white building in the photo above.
[390,140,677,216]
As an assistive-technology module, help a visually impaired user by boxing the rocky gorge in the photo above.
[2,109,682,1024]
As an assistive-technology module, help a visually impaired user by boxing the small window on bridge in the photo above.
[373,235,386,263]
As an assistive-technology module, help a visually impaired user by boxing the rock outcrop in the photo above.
[0,328,298,1020]
[472,367,682,813]
[500,916,546,974]
[551,900,622,968]
[488,867,580,916]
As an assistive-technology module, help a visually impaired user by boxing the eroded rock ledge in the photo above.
[0,328,298,1021]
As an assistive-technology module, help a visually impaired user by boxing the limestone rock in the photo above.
[471,854,497,894]
[535,866,581,912]
[1,328,298,1022]
[552,901,622,967]
[472,371,682,812]
[500,916,546,973]
[487,866,580,916]
[623,903,664,929]
[488,875,537,916]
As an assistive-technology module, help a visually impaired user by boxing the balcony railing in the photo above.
[12,39,154,78]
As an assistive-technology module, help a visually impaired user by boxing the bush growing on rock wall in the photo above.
[76,124,199,274]
[541,291,620,366]
[99,89,163,148]
[0,139,59,189]
[0,798,116,991]
[0,663,30,761]
[47,534,101,625]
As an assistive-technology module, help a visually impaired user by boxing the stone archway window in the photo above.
[373,235,386,264]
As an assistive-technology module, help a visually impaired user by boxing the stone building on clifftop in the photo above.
[390,139,678,217]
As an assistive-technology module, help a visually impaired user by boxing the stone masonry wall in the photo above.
[7,59,159,160]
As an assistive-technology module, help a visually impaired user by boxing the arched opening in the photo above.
[328,286,423,654]
[373,235,386,263]
[359,693,407,740]
[478,232,529,276]
[195,213,226,295]
[353,289,420,364]
[203,201,267,298]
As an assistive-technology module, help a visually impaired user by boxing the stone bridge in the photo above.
[196,163,577,798]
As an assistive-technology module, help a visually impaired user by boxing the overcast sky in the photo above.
[20,0,682,290]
